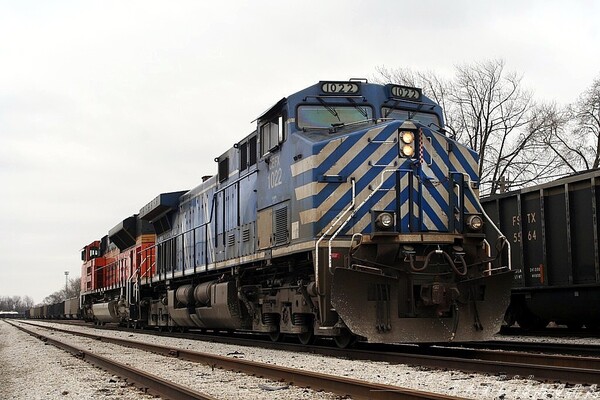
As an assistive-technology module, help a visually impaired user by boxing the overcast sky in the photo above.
[1,1,599,304]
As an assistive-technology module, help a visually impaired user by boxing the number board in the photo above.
[389,85,422,101]
[320,82,360,94]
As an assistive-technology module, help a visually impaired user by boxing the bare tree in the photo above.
[447,60,545,193]
[374,66,457,137]
[530,102,578,173]
[532,76,600,174]
[43,276,81,304]
[375,60,556,194]
[568,76,600,169]
[0,295,34,312]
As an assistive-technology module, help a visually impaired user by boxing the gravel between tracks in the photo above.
[4,320,600,399]
[0,320,156,400]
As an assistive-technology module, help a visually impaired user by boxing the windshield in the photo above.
[382,108,441,129]
[297,105,373,129]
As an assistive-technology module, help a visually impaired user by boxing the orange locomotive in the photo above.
[81,216,155,323]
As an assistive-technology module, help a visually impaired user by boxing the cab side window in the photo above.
[260,116,284,156]
[239,135,258,171]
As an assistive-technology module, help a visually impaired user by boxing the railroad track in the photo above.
[500,325,600,339]
[20,319,600,386]
[451,340,600,358]
[50,318,600,358]
[7,320,460,400]
[6,320,217,400]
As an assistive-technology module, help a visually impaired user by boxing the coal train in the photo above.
[482,169,600,330]
[27,297,80,319]
[75,80,512,346]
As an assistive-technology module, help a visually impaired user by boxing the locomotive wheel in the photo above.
[269,330,283,342]
[503,306,517,327]
[334,329,355,348]
[297,330,315,345]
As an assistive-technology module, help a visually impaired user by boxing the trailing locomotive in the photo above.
[81,80,513,345]
[482,169,600,330]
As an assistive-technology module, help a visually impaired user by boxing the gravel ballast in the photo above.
[0,321,156,400]
[4,320,600,399]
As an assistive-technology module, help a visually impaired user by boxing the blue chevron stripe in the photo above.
[464,185,481,212]
[316,124,397,178]
[317,147,398,231]
[426,133,451,166]
[419,165,450,221]
[339,174,397,234]
[316,134,363,175]
[421,180,449,217]
[420,196,447,231]
[420,148,450,229]
[450,145,478,181]
[313,126,397,205]
[399,184,410,232]
[315,143,398,210]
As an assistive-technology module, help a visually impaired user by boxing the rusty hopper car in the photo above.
[81,80,513,345]
[481,169,600,329]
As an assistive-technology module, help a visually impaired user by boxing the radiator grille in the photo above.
[273,207,288,246]
[227,234,236,247]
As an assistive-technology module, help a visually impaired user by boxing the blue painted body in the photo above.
[83,80,514,343]
[151,81,481,278]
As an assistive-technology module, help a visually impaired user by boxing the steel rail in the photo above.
[448,340,600,358]
[48,319,600,358]
[13,321,464,400]
[6,321,217,400]
[26,320,600,385]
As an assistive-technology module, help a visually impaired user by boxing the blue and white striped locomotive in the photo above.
[87,80,513,345]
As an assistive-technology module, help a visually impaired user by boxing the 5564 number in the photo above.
[513,230,537,243]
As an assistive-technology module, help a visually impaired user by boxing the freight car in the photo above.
[481,169,600,329]
[27,297,80,320]
[80,79,513,345]
[0,311,20,319]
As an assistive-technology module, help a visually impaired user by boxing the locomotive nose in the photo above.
[331,266,514,343]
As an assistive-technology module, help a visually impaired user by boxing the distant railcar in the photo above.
[482,169,600,329]
[0,311,19,319]
[80,80,513,345]
[64,297,80,319]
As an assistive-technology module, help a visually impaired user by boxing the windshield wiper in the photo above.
[347,97,369,118]
[317,97,340,121]
[384,99,401,118]
[329,118,374,133]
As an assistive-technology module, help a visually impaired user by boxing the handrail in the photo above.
[461,173,512,271]
[126,267,138,305]
[314,179,356,294]
[327,166,403,274]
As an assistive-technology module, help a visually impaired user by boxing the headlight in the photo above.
[401,131,414,144]
[376,212,394,229]
[401,144,415,157]
[399,129,416,158]
[466,215,483,231]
